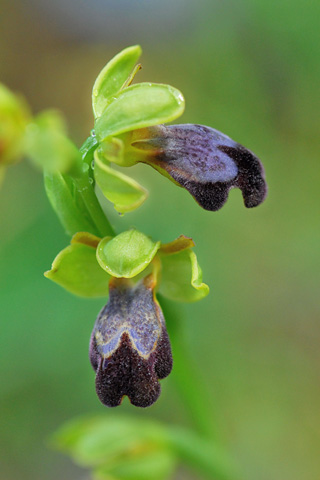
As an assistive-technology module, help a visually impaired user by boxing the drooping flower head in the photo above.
[46,229,208,407]
[128,124,267,211]
[89,275,172,408]
[83,45,267,214]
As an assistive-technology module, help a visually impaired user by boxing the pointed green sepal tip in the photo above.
[96,229,161,278]
[94,149,148,214]
[92,45,142,119]
[158,247,209,303]
[44,233,110,297]
[94,82,185,141]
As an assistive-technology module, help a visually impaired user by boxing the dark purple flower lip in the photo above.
[131,124,267,211]
[89,276,172,408]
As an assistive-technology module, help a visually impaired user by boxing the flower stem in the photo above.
[71,170,114,237]
[66,135,115,238]
[167,426,240,480]
[159,296,218,440]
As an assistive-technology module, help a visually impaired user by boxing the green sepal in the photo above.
[158,249,209,303]
[24,110,81,173]
[96,229,160,278]
[94,83,185,142]
[44,170,99,237]
[94,149,148,214]
[44,233,110,298]
[92,45,142,119]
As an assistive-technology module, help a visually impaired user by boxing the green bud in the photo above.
[0,83,30,167]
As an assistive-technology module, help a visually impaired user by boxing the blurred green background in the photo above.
[1,0,319,479]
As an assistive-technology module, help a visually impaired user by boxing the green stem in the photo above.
[159,296,218,439]
[44,170,100,237]
[67,135,115,238]
[71,170,114,237]
[167,426,240,480]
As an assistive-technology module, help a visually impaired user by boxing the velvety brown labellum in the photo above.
[131,124,267,211]
[89,277,172,407]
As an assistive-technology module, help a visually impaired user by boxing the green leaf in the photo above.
[24,110,81,173]
[96,230,160,278]
[51,415,238,480]
[92,45,142,119]
[95,450,175,480]
[51,415,176,480]
[95,83,185,141]
[158,249,209,302]
[44,170,99,237]
[51,415,170,466]
[44,240,110,298]
[94,149,148,214]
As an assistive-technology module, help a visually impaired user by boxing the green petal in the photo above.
[44,242,110,298]
[92,45,142,118]
[71,231,101,248]
[158,249,209,303]
[94,149,148,214]
[94,83,185,141]
[96,230,160,278]
[24,110,81,173]
[159,235,195,254]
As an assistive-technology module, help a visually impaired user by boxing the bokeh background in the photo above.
[1,0,319,479]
